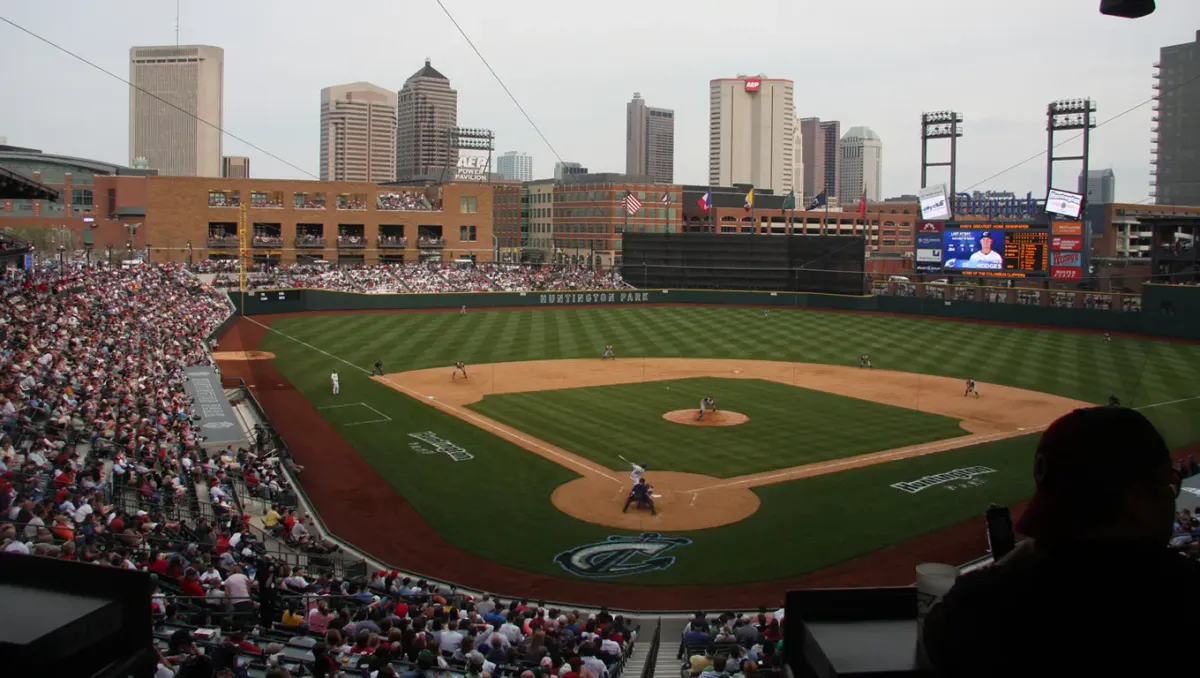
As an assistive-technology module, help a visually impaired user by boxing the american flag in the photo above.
[623,192,642,215]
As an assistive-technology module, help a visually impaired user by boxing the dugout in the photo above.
[620,232,866,295]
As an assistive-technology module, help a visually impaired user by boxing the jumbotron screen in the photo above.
[942,224,1049,278]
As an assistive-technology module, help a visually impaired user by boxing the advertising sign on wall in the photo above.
[745,78,761,92]
[1051,236,1083,252]
[1050,267,1083,281]
[1051,221,1083,236]
[1051,251,1083,267]
[915,234,943,273]
[919,184,951,221]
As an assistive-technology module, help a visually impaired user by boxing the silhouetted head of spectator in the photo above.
[1018,406,1179,545]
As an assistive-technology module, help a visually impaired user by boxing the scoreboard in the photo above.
[941,222,1050,278]
[1001,231,1048,273]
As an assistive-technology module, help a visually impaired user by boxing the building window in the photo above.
[72,189,94,208]
[460,196,478,214]
[459,225,477,242]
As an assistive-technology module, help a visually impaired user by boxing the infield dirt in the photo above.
[375,358,1091,531]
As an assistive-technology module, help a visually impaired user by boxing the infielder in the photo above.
[965,378,979,398]
[623,478,657,516]
[452,360,468,380]
[331,370,340,396]
[602,344,615,360]
[697,396,716,421]
[860,353,873,369]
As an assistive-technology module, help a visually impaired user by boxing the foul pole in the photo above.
[238,202,249,317]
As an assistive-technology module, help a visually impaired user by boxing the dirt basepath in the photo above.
[376,358,1091,530]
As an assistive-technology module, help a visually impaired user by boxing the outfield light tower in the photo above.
[442,127,495,185]
[1046,99,1097,195]
[920,111,964,208]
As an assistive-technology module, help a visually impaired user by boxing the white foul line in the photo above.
[1136,394,1200,411]
[243,317,618,483]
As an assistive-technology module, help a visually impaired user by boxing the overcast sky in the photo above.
[1,0,1197,202]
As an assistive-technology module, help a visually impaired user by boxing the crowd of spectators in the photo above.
[208,193,241,208]
[336,196,368,211]
[336,234,366,248]
[253,228,285,247]
[377,193,435,212]
[204,263,632,295]
[378,235,408,248]
[251,193,285,209]
[297,233,327,247]
[679,612,783,678]
[209,226,240,247]
[294,194,327,210]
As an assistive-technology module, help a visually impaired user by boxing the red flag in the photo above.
[858,190,867,220]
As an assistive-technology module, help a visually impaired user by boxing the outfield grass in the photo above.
[259,306,1200,585]
[468,377,968,477]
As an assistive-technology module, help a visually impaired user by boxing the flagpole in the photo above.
[624,190,629,237]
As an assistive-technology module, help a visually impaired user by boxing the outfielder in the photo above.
[602,344,615,360]
[1103,332,1112,343]
[452,360,468,380]
[697,396,716,420]
[623,478,657,516]
[331,370,340,396]
[860,353,873,369]
[965,378,979,398]
[460,305,467,315]
[371,359,384,376]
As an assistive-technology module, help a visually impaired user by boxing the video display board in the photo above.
[940,223,1049,278]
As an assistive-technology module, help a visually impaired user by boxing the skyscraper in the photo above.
[1079,169,1116,204]
[319,82,398,183]
[708,75,795,195]
[799,118,825,201]
[625,93,675,183]
[839,126,883,203]
[792,116,804,204]
[396,59,458,179]
[819,120,841,200]
[129,45,224,177]
[221,156,249,178]
[1153,30,1200,206]
[554,162,588,180]
[497,151,533,182]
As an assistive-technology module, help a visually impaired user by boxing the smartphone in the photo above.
[986,504,1016,561]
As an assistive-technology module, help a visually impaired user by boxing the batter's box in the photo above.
[318,402,392,427]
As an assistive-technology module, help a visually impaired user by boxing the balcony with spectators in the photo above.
[295,224,326,249]
[207,190,240,208]
[293,191,326,210]
[376,191,434,212]
[417,226,445,249]
[335,193,367,211]
[207,222,239,248]
[337,225,366,249]
[249,190,284,209]
[379,225,407,249]
[252,223,283,248]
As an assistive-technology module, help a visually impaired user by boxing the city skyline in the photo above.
[496,150,533,182]
[319,81,397,183]
[708,75,796,195]
[3,1,1197,201]
[396,58,458,179]
[625,93,674,184]
[128,44,224,177]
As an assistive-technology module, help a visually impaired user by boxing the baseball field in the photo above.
[215,304,1200,607]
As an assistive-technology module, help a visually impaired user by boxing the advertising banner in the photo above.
[915,234,943,273]
[453,150,490,182]
[1045,189,1083,219]
[1051,236,1083,252]
[1051,221,1083,236]
[917,221,943,234]
[1050,267,1083,281]
[919,184,951,221]
[1051,251,1082,267]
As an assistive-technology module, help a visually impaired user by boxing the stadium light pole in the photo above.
[1046,99,1097,196]
[920,111,964,210]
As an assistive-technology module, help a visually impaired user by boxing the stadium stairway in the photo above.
[655,618,688,678]
[619,619,657,678]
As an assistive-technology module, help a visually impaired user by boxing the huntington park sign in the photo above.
[538,292,652,306]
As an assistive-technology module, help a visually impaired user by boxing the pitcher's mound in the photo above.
[663,410,749,427]
[213,350,277,361]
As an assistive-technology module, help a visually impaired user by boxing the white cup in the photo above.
[915,562,959,620]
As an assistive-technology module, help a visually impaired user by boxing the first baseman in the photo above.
[602,344,615,360]
[452,360,468,379]
[860,353,873,369]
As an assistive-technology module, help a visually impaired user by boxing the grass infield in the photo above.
[260,306,1200,585]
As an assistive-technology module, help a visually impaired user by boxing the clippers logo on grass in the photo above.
[554,533,692,578]
[891,466,997,494]
[408,431,474,462]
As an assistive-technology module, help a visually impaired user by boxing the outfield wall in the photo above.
[226,284,1200,340]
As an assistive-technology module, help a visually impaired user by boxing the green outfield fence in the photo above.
[227,283,1200,341]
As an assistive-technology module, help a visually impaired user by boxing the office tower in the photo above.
[1153,30,1200,206]
[554,161,588,180]
[708,75,795,194]
[1079,169,1116,204]
[792,117,804,204]
[129,45,224,177]
[819,121,841,199]
[625,93,675,183]
[799,118,824,201]
[497,151,533,182]
[396,59,458,179]
[319,82,398,183]
[839,126,883,203]
[221,156,249,178]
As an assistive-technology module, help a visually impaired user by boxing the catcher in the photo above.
[623,478,657,516]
